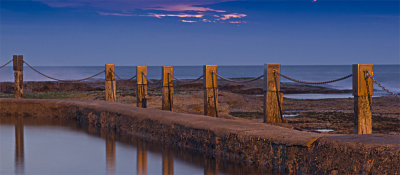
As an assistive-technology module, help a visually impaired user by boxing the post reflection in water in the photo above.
[162,147,174,175]
[204,157,219,175]
[137,141,147,175]
[0,117,265,175]
[105,135,116,175]
[14,116,25,175]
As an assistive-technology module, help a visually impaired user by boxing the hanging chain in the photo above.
[365,71,399,98]
[0,60,12,69]
[110,68,116,102]
[273,72,283,121]
[214,72,263,83]
[276,72,352,85]
[171,74,204,83]
[24,61,104,82]
[211,72,218,117]
[167,73,172,111]
[364,71,372,110]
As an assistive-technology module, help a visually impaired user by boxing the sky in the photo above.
[0,0,399,66]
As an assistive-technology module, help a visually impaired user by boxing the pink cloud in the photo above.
[219,13,247,20]
[147,13,204,19]
[148,4,226,13]
[34,0,234,10]
[181,20,197,23]
[36,0,247,24]
[98,12,135,17]
[229,21,246,24]
[202,19,214,23]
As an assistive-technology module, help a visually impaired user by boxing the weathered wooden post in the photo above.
[137,66,148,108]
[13,55,23,98]
[203,65,218,117]
[162,66,174,111]
[263,64,283,123]
[353,64,373,134]
[105,64,116,102]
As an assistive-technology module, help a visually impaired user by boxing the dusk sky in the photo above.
[0,0,399,66]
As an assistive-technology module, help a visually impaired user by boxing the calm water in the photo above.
[0,118,267,175]
[0,65,398,95]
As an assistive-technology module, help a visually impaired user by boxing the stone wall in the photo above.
[0,98,398,174]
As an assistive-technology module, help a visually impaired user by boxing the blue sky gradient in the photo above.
[0,0,399,66]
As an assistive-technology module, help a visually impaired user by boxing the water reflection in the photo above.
[137,141,147,175]
[0,117,270,175]
[204,157,218,175]
[15,116,24,175]
[105,135,116,175]
[162,147,173,175]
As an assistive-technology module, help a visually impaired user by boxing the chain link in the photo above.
[171,74,204,83]
[365,71,399,98]
[276,72,352,85]
[18,60,399,98]
[142,72,161,84]
[24,61,105,82]
[0,59,12,69]
[273,73,283,121]
[127,75,137,80]
[109,69,136,81]
[211,72,218,117]
[214,72,263,83]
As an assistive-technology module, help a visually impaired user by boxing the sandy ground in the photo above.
[0,79,398,135]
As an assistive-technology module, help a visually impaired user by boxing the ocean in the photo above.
[0,65,398,97]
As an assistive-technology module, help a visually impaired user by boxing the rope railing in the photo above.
[214,72,263,83]
[275,72,353,85]
[0,59,12,69]
[24,61,105,82]
[365,71,399,98]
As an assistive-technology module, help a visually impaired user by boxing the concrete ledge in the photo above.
[0,98,399,174]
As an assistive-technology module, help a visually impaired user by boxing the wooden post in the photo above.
[105,64,116,102]
[137,66,148,108]
[263,64,283,123]
[203,65,218,117]
[13,55,23,98]
[162,66,174,111]
[353,64,373,134]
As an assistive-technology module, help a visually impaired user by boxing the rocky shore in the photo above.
[0,79,398,135]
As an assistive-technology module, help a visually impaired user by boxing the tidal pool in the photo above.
[0,117,266,175]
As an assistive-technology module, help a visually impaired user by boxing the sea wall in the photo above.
[0,98,398,174]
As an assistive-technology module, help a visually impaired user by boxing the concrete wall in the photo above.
[0,98,398,174]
